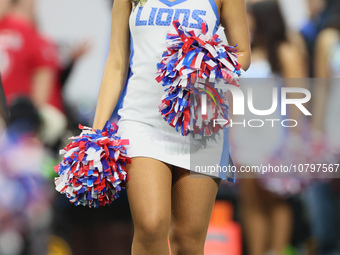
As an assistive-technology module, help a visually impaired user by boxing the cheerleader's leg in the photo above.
[169,166,220,255]
[125,157,173,255]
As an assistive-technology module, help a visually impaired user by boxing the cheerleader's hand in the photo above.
[54,121,130,208]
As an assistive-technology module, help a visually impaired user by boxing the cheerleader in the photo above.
[235,2,308,255]
[92,0,250,254]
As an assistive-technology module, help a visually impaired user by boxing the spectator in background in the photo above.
[0,0,54,107]
[0,0,65,148]
[300,0,340,77]
[0,0,91,149]
[0,0,60,148]
[233,1,308,255]
[302,3,340,255]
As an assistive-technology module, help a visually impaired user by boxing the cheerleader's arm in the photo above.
[220,0,251,71]
[93,0,131,130]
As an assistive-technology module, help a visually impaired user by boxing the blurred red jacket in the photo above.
[0,14,52,104]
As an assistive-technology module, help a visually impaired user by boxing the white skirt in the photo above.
[117,118,234,181]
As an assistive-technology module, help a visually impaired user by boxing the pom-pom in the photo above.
[54,122,130,208]
[156,20,241,138]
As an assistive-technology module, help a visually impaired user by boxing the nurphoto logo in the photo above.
[200,84,312,128]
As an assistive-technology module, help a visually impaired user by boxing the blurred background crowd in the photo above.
[0,0,340,254]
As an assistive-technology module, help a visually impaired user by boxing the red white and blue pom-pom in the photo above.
[54,122,130,208]
[156,20,242,138]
